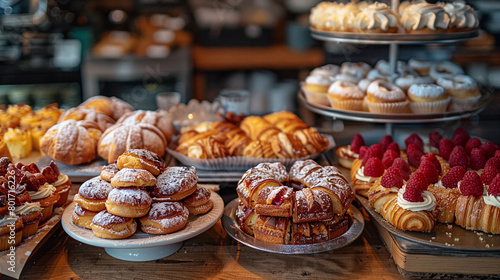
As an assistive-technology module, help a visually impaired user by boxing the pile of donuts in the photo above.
[310,1,478,34]
[71,149,213,239]
[303,59,481,114]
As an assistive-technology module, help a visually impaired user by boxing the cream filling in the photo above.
[28,183,56,200]
[0,215,19,227]
[484,195,500,208]
[14,202,42,216]
[53,174,69,187]
[397,185,436,211]
[355,167,378,183]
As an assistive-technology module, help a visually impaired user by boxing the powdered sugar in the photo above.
[154,167,198,196]
[78,176,113,200]
[92,210,131,227]
[111,168,156,184]
[107,188,152,206]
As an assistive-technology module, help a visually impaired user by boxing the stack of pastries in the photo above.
[0,157,71,251]
[310,1,479,34]
[303,59,481,114]
[72,149,213,239]
[339,128,500,234]
[175,111,329,160]
[236,160,354,244]
[0,103,62,159]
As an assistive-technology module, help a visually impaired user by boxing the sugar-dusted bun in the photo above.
[340,62,372,77]
[40,120,102,165]
[400,2,450,34]
[327,80,365,111]
[72,203,99,229]
[116,110,176,142]
[98,122,167,164]
[100,163,119,182]
[407,84,451,114]
[408,59,433,76]
[80,96,134,121]
[152,166,198,202]
[436,74,479,100]
[183,187,213,216]
[429,61,464,81]
[110,168,156,188]
[365,80,409,113]
[333,72,364,84]
[395,75,434,93]
[310,64,340,79]
[74,176,113,211]
[116,149,166,176]
[90,210,137,239]
[105,187,152,218]
[139,202,189,234]
[440,1,479,32]
[57,107,115,132]
[354,2,399,33]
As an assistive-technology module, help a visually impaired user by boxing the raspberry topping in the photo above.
[438,138,455,160]
[359,146,369,160]
[369,144,384,160]
[421,153,442,175]
[442,166,467,188]
[481,141,500,159]
[418,160,439,184]
[405,133,424,151]
[407,143,424,168]
[451,128,470,147]
[386,142,401,156]
[465,138,482,155]
[481,165,499,186]
[449,146,469,169]
[350,133,365,154]
[485,156,500,170]
[392,158,411,181]
[459,171,484,196]
[403,172,428,202]
[381,166,404,189]
[429,131,442,149]
[379,135,393,152]
[488,174,500,196]
[469,148,486,171]
[364,157,385,177]
[382,149,399,169]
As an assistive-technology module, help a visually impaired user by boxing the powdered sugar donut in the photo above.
[152,166,198,202]
[139,202,189,234]
[90,210,137,239]
[365,80,409,113]
[74,176,113,211]
[105,187,152,218]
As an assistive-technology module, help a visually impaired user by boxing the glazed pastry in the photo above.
[116,110,176,142]
[105,187,152,218]
[90,210,137,239]
[253,215,291,244]
[354,2,399,33]
[291,214,349,245]
[116,149,166,176]
[152,166,198,202]
[242,140,275,158]
[28,183,60,223]
[368,165,404,214]
[293,188,335,223]
[240,116,281,141]
[0,215,23,250]
[263,111,309,134]
[3,128,32,158]
[293,128,328,155]
[269,132,308,159]
[72,203,99,229]
[73,177,113,212]
[400,2,450,34]
[235,201,258,235]
[58,107,115,132]
[365,80,409,113]
[100,163,120,182]
[407,84,451,114]
[139,202,189,234]
[14,202,42,239]
[98,122,167,164]
[40,120,102,165]
[186,135,229,160]
[110,168,157,188]
[182,186,213,215]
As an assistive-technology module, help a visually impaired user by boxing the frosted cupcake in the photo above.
[303,74,333,106]
[14,202,42,239]
[28,183,60,223]
[407,84,451,113]
[436,75,481,112]
[0,214,22,251]
[327,80,365,111]
[365,80,409,113]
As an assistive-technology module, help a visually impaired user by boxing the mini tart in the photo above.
[52,174,72,208]
[336,146,358,169]
[0,216,23,251]
[139,202,189,234]
[407,84,451,114]
[327,80,365,111]
[90,210,137,239]
[105,188,152,218]
[14,202,42,239]
[365,80,409,113]
[72,203,99,229]
[116,149,166,176]
[110,168,157,188]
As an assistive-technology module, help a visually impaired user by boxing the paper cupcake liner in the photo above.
[409,97,451,114]
[54,185,71,208]
[40,205,54,224]
[449,95,481,112]
[22,218,41,239]
[364,97,409,114]
[301,84,330,106]
[328,98,365,111]
[0,229,22,251]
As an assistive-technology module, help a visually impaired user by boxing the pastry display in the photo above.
[236,160,354,244]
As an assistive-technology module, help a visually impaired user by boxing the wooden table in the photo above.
[4,184,406,280]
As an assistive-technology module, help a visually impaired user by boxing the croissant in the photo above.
[380,196,437,232]
[40,120,102,165]
[427,184,461,224]
[269,132,309,159]
[117,110,176,142]
[454,195,500,234]
[242,140,275,158]
[293,128,329,154]
[212,121,252,156]
[58,107,115,132]
[368,178,398,213]
[240,116,280,141]
[263,111,309,134]
[186,136,229,159]
[175,130,220,155]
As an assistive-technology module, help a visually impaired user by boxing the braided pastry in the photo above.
[242,140,275,158]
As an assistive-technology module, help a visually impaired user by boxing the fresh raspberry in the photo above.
[392,158,411,181]
[481,165,499,186]
[405,133,424,151]
[407,143,424,168]
[465,138,482,155]
[442,166,467,188]
[459,171,484,196]
[469,148,487,170]
[481,141,500,159]
[369,144,384,160]
[488,174,500,196]
[451,128,470,147]
[403,172,429,202]
[358,146,369,161]
[381,166,404,189]
[485,156,500,170]
[496,150,500,157]
[382,149,399,169]
[379,135,393,151]
[386,142,401,156]
[449,146,469,169]
[403,183,423,202]
[350,133,365,154]
[418,159,439,184]
[421,153,442,175]
[429,131,442,149]
[438,138,454,160]
[363,157,385,177]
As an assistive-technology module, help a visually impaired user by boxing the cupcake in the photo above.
[407,84,451,113]
[327,80,365,111]
[303,74,333,106]
[44,161,71,207]
[28,183,60,223]
[340,62,372,77]
[14,202,42,239]
[354,2,399,33]
[440,1,479,32]
[436,75,481,112]
[0,214,23,251]
[310,64,340,79]
[400,2,450,34]
[395,75,434,93]
[365,80,409,113]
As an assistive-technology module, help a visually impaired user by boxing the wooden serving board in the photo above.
[375,222,500,276]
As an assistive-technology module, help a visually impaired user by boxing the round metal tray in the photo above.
[299,90,489,124]
[310,28,479,45]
